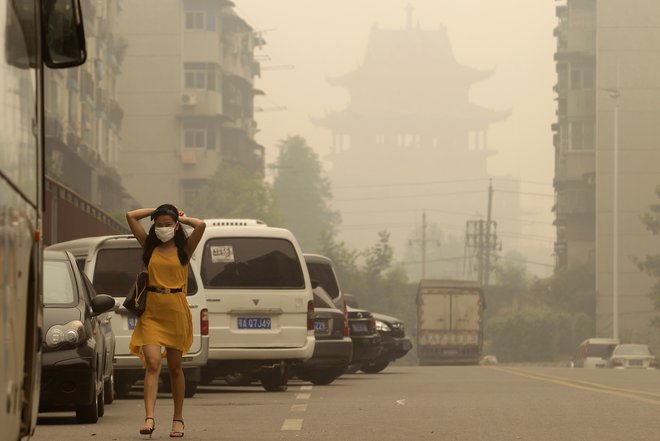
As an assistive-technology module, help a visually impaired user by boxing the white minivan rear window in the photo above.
[201,238,305,289]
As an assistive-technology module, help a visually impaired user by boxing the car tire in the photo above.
[343,363,362,374]
[184,380,198,398]
[104,374,114,404]
[261,367,288,392]
[307,369,339,385]
[76,391,99,424]
[97,388,105,418]
[361,361,390,374]
[224,373,253,386]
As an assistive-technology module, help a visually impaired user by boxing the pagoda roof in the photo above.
[312,104,510,131]
[328,25,494,89]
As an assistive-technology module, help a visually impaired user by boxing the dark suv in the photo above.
[345,307,382,373]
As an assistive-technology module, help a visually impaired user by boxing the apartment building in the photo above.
[45,0,129,214]
[115,0,264,208]
[553,0,660,338]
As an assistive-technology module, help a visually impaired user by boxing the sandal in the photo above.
[139,417,156,438]
[170,419,185,438]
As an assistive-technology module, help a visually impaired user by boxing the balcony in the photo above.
[567,90,595,118]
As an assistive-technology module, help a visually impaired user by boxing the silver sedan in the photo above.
[608,344,658,369]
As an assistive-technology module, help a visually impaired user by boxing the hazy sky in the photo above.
[237,0,558,267]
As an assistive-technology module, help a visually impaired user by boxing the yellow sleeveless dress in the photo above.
[129,246,193,360]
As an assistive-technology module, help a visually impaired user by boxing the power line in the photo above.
[332,177,553,190]
[334,190,485,202]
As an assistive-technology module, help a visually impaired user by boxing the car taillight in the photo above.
[369,317,376,332]
[201,308,209,336]
[651,359,658,368]
[612,358,624,367]
[343,303,350,337]
[307,300,315,331]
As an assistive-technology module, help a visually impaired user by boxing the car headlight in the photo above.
[375,320,391,332]
[45,320,85,348]
[391,322,405,334]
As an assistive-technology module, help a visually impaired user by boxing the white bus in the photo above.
[1,1,86,439]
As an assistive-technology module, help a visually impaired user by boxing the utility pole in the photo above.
[410,211,439,280]
[484,181,494,285]
[465,183,500,286]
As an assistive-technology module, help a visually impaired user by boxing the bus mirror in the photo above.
[42,0,86,68]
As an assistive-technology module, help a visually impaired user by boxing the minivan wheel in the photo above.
[308,369,339,385]
[184,380,198,398]
[224,373,253,386]
[76,391,99,424]
[104,374,114,404]
[261,367,288,392]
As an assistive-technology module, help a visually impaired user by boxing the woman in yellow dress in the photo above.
[126,204,205,438]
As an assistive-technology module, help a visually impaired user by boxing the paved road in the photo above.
[32,366,660,440]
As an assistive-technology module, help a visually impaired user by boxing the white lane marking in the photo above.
[296,393,311,400]
[281,419,304,431]
[396,399,406,406]
[291,404,308,412]
[300,385,313,391]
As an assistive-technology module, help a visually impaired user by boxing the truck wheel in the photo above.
[361,361,390,374]
[261,367,288,392]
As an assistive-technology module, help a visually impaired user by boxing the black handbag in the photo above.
[123,269,148,317]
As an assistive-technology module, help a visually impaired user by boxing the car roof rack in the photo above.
[204,219,267,227]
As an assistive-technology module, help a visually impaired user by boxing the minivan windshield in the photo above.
[93,247,198,296]
[201,237,304,289]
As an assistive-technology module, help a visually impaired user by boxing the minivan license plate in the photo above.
[128,316,137,330]
[238,317,271,330]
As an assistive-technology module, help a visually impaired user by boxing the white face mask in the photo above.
[155,226,176,242]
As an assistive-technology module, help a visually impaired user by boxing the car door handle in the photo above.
[207,299,221,302]
[188,304,198,309]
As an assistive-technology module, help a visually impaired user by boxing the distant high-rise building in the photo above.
[314,20,519,278]
[553,0,660,337]
[116,0,265,208]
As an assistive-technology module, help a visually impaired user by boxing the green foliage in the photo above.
[483,258,596,362]
[637,185,660,326]
[272,135,340,252]
[486,310,593,362]
[188,162,282,225]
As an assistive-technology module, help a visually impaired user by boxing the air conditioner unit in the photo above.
[181,93,197,106]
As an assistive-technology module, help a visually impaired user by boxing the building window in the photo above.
[569,121,595,151]
[184,63,221,91]
[570,67,594,90]
[184,129,206,148]
[185,11,205,30]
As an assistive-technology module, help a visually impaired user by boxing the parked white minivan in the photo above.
[191,219,315,391]
[47,235,209,397]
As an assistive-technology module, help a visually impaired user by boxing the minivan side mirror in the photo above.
[91,294,115,316]
[311,279,320,289]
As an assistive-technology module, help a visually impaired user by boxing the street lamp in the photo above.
[603,86,620,340]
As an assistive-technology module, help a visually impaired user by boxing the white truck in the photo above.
[417,280,484,366]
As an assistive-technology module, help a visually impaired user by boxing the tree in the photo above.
[188,162,282,225]
[272,135,340,252]
[637,185,660,326]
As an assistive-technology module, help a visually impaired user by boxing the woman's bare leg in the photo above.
[142,345,162,430]
[166,348,185,433]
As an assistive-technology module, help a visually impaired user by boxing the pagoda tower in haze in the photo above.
[314,11,516,272]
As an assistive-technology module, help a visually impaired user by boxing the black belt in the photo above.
[147,286,183,294]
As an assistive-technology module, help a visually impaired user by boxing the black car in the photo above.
[39,250,116,423]
[344,307,382,373]
[361,312,412,373]
[297,287,353,385]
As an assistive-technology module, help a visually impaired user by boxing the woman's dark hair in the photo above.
[143,204,189,266]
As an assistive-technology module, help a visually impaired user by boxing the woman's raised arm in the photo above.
[126,208,155,248]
